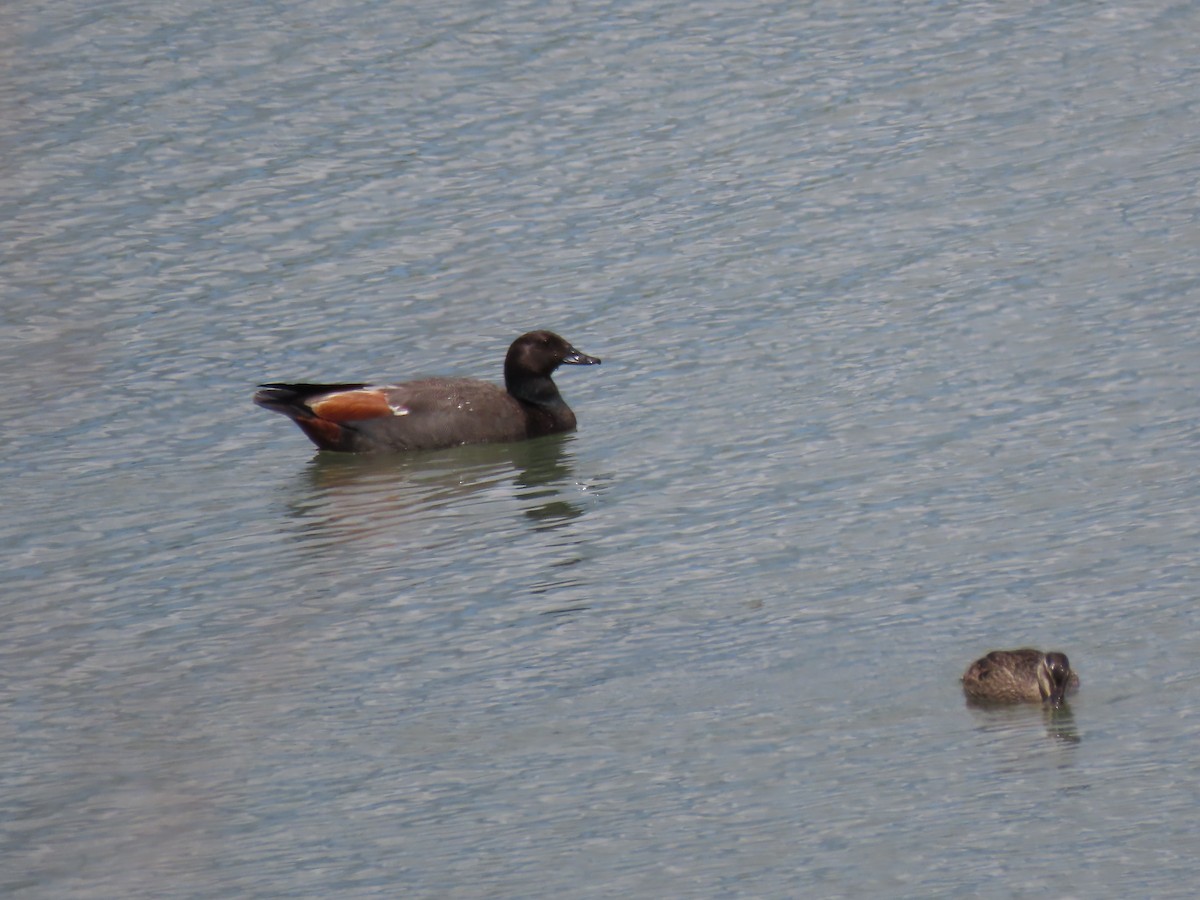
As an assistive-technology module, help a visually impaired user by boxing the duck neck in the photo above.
[505,370,563,409]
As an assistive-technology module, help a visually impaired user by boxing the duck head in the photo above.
[1038,652,1074,707]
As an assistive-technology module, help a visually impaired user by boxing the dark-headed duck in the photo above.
[255,330,600,453]
[961,648,1079,707]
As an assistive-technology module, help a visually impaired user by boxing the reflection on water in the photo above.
[1042,704,1083,745]
[965,697,1083,746]
[281,432,587,545]
[510,437,590,530]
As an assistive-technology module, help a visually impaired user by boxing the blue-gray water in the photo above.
[4,0,1200,896]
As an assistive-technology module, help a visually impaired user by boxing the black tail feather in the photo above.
[253,382,370,415]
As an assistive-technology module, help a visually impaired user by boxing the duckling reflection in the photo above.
[962,648,1079,707]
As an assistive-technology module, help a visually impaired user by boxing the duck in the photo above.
[961,648,1079,706]
[255,330,600,453]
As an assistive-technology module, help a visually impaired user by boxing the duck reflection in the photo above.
[281,432,589,545]
[965,698,1082,745]
[1040,703,1081,744]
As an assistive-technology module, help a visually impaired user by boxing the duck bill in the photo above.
[563,349,601,366]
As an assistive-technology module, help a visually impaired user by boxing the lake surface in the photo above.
[4,0,1200,896]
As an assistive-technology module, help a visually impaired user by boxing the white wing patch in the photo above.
[389,404,410,416]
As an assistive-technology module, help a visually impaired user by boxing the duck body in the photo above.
[961,648,1079,706]
[255,330,600,453]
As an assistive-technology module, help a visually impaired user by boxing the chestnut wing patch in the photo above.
[311,389,407,422]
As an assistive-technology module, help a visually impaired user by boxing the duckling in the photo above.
[962,648,1079,706]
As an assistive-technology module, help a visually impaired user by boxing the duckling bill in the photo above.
[961,648,1079,706]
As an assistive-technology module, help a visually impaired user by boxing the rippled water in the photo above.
[4,0,1200,896]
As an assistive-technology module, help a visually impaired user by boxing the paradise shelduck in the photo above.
[255,330,600,453]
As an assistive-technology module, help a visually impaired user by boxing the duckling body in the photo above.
[962,648,1079,706]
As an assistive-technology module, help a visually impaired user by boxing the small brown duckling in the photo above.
[962,648,1079,706]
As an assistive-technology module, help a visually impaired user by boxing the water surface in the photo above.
[3,0,1200,896]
